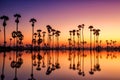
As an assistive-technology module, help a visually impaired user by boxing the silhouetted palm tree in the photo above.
[14,13,21,47]
[73,30,76,48]
[78,25,82,48]
[42,31,46,47]
[95,29,100,48]
[88,25,93,50]
[52,29,56,49]
[12,31,17,47]
[69,30,73,48]
[55,30,61,48]
[0,15,9,47]
[9,38,12,47]
[37,29,42,48]
[33,33,37,46]
[29,18,37,46]
[46,25,52,48]
[68,38,72,49]
[93,29,96,49]
[76,30,80,48]
[81,24,85,49]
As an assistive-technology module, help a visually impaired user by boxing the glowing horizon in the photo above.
[0,0,120,46]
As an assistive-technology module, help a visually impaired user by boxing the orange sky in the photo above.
[0,0,120,46]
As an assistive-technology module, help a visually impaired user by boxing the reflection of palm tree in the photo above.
[42,52,46,68]
[73,51,76,70]
[88,26,93,50]
[46,51,52,75]
[55,51,60,69]
[29,18,37,46]
[89,50,94,75]
[36,51,42,71]
[1,52,6,80]
[28,52,36,80]
[0,15,9,47]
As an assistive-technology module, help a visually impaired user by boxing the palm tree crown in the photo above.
[0,15,9,27]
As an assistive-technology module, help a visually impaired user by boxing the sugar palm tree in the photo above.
[69,30,73,41]
[46,25,52,48]
[78,25,82,48]
[55,30,60,49]
[81,24,85,49]
[0,15,9,47]
[73,30,76,49]
[68,38,72,49]
[76,30,80,48]
[14,14,21,32]
[12,31,17,47]
[95,29,100,48]
[14,13,21,48]
[69,30,73,48]
[93,29,96,49]
[29,18,37,46]
[37,29,42,48]
[9,38,12,47]
[42,31,46,47]
[88,25,94,50]
[52,29,56,49]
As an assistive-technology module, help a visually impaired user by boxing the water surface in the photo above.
[0,50,120,80]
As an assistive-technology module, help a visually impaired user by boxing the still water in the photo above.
[0,50,120,80]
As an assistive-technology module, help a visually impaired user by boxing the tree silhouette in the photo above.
[88,25,94,50]
[29,18,37,47]
[14,13,21,48]
[55,30,61,49]
[93,29,96,49]
[37,29,42,48]
[81,24,85,49]
[78,25,82,49]
[46,25,52,48]
[72,30,76,49]
[9,38,12,47]
[42,31,46,47]
[95,29,100,49]
[51,29,56,49]
[0,15,9,47]
[12,31,17,47]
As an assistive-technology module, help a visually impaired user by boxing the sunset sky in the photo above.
[0,0,120,46]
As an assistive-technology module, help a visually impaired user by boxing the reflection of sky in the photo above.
[0,51,120,80]
[0,0,120,45]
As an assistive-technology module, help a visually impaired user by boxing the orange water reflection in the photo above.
[0,50,120,80]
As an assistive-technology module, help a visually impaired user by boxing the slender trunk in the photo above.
[4,26,6,47]
[32,26,34,46]
[82,28,84,49]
